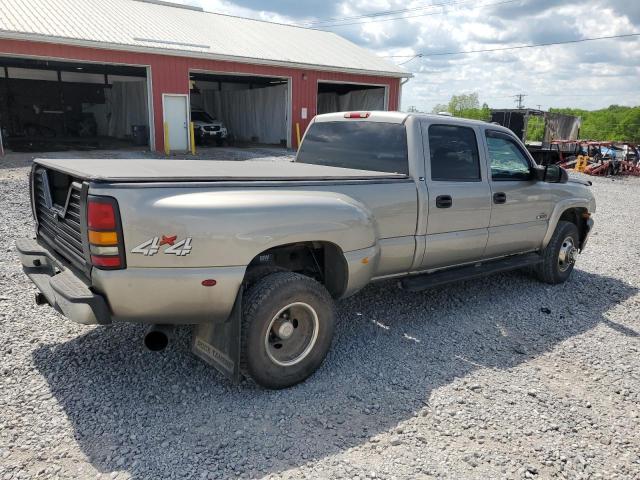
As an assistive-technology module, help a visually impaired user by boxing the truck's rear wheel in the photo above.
[535,220,579,284]
[241,272,335,389]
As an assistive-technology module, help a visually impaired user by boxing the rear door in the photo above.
[483,129,552,257]
[420,122,491,269]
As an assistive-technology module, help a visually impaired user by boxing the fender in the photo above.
[541,197,593,249]
[103,186,380,268]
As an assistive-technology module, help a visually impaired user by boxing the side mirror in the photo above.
[533,165,569,183]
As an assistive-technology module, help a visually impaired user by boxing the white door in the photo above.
[163,95,189,151]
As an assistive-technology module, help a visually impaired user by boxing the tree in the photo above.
[431,94,490,121]
[448,93,480,114]
[431,104,449,114]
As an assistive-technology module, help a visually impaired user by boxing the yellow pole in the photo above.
[189,122,196,155]
[163,122,170,155]
[296,122,302,150]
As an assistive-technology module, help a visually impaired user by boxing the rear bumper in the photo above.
[15,238,111,325]
[17,238,247,326]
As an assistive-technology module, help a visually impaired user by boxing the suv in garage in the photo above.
[191,109,228,146]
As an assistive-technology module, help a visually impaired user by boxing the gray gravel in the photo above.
[1,154,639,480]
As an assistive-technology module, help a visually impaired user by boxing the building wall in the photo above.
[0,39,402,151]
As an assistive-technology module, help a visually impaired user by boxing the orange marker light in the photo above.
[361,257,369,265]
[89,230,118,245]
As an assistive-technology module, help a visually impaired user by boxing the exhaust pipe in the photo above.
[143,324,175,352]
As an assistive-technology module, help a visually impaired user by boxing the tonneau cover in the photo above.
[34,159,408,182]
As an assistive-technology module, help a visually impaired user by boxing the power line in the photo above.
[305,0,519,28]
[387,32,640,60]
[307,0,468,25]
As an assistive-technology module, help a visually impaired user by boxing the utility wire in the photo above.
[386,32,640,60]
[305,0,519,28]
[305,0,509,26]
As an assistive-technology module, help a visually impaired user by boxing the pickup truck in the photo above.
[17,111,596,389]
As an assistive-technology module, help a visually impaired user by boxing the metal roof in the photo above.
[0,0,410,78]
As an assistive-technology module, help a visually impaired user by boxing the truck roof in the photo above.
[313,111,508,130]
[34,158,408,183]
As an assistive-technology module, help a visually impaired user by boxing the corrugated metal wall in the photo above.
[0,39,402,151]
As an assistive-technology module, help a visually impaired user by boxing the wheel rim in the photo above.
[558,236,578,272]
[265,302,319,367]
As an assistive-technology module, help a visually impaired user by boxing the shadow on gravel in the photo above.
[32,268,637,479]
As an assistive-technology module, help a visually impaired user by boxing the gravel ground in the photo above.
[1,154,639,480]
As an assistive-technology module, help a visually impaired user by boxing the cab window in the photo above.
[297,121,409,175]
[486,131,532,181]
[428,125,481,182]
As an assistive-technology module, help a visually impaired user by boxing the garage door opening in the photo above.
[0,57,151,153]
[317,82,387,115]
[189,72,290,148]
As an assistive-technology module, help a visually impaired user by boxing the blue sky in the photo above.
[182,0,639,112]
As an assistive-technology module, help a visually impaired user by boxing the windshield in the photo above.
[296,121,409,175]
[191,111,216,123]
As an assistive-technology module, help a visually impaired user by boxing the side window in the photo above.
[428,125,481,181]
[486,131,532,180]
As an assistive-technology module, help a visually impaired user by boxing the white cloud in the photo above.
[177,0,639,111]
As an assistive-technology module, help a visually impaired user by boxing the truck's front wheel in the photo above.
[535,220,580,284]
[241,272,335,389]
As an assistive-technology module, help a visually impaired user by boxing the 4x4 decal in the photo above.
[132,235,193,256]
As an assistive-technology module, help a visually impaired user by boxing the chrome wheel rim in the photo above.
[265,302,319,367]
[558,236,578,272]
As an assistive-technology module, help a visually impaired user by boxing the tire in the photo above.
[534,220,579,284]
[243,265,287,289]
[241,272,335,389]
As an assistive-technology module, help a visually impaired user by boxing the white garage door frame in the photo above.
[0,51,155,149]
[189,69,292,148]
[316,79,390,113]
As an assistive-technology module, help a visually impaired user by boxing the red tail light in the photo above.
[88,201,116,230]
[87,196,125,270]
[344,112,371,119]
[91,255,122,268]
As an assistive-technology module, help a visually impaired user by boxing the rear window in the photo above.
[296,121,409,175]
[428,124,481,181]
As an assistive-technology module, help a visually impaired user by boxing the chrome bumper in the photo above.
[15,238,111,325]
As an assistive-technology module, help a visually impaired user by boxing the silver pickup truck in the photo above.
[17,111,595,389]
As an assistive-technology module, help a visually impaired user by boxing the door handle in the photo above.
[436,195,453,208]
[493,192,507,204]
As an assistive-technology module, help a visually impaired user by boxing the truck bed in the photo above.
[34,159,408,183]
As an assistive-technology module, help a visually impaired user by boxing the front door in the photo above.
[420,122,492,269]
[163,94,189,152]
[483,129,552,257]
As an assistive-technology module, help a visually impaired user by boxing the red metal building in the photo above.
[0,0,409,153]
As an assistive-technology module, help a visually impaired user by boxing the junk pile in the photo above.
[489,108,640,177]
[531,140,640,177]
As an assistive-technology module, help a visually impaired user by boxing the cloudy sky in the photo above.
[181,0,639,112]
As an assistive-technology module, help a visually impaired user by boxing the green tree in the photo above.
[550,105,640,142]
[448,93,480,114]
[431,103,449,114]
[526,116,545,142]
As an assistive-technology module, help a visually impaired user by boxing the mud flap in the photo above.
[191,287,243,384]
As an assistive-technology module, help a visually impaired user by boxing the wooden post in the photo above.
[296,122,301,150]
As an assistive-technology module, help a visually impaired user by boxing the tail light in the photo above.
[87,196,126,270]
[344,112,371,119]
